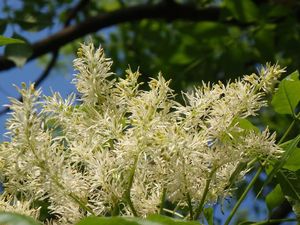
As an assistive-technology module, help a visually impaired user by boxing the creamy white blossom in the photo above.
[0,43,285,224]
[0,194,39,219]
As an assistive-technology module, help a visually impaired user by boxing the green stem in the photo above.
[193,168,216,220]
[247,158,258,168]
[172,200,183,217]
[186,192,193,220]
[125,155,139,216]
[278,119,295,144]
[182,160,193,220]
[296,111,300,120]
[224,165,263,225]
[68,192,95,215]
[159,188,167,215]
[162,208,184,218]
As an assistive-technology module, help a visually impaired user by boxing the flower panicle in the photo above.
[72,42,114,105]
[0,43,285,224]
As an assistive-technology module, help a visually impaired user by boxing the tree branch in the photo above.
[65,0,90,26]
[0,1,222,72]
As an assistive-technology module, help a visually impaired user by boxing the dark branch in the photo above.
[65,0,90,26]
[0,1,222,72]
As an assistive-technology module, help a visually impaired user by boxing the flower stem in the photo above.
[224,165,263,225]
[162,208,184,218]
[159,188,167,215]
[278,119,295,144]
[186,192,193,220]
[125,155,139,216]
[68,192,95,215]
[193,168,216,220]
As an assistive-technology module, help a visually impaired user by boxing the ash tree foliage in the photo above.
[2,0,300,91]
[0,43,299,225]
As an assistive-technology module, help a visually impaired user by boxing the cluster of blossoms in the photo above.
[0,43,285,224]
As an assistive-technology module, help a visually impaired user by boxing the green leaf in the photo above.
[283,148,300,171]
[0,35,25,46]
[224,0,259,22]
[277,169,300,200]
[99,1,121,11]
[238,222,256,225]
[14,10,54,32]
[4,34,32,67]
[235,118,260,133]
[194,22,228,39]
[226,161,247,190]
[230,118,260,143]
[147,215,201,225]
[76,216,141,225]
[76,215,202,225]
[271,71,300,116]
[0,212,42,225]
[203,207,213,225]
[257,135,300,198]
[266,185,284,212]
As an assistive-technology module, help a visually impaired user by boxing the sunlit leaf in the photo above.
[271,71,300,116]
[4,34,32,67]
[283,148,300,171]
[266,185,284,212]
[234,118,260,133]
[0,35,25,46]
[203,207,213,225]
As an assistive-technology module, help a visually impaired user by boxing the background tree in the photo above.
[0,0,300,224]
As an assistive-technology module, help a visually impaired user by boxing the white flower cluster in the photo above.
[0,43,284,224]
